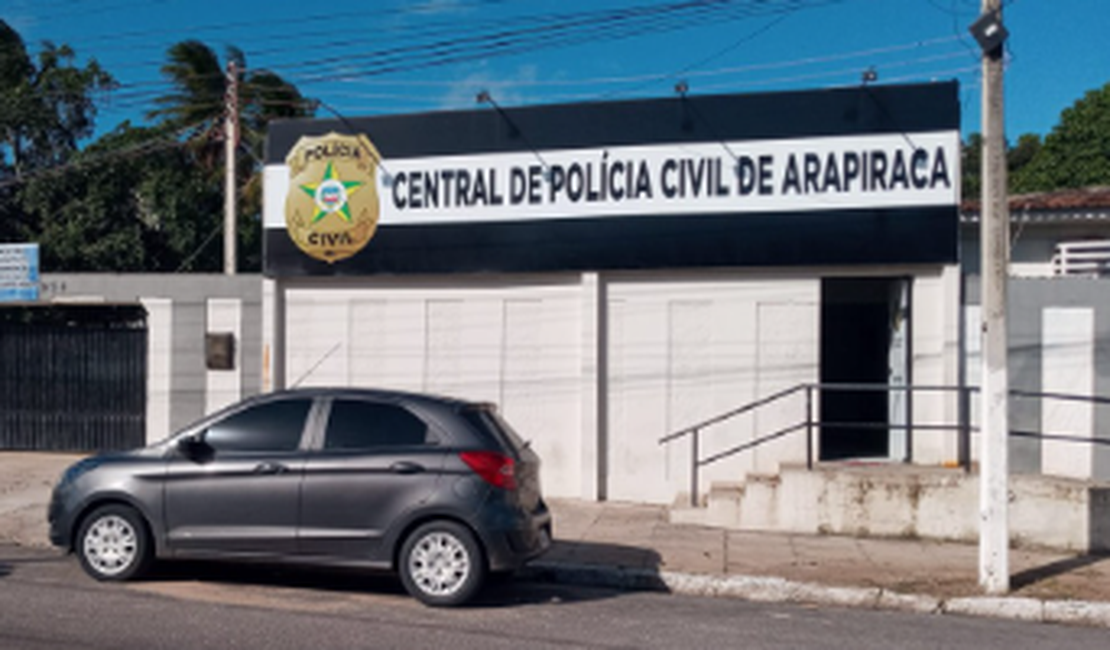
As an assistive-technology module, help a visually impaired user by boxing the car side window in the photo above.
[204,399,312,453]
[324,399,430,450]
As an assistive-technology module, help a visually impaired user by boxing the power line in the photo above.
[596,12,794,100]
[0,121,204,189]
[100,37,973,118]
[265,1,848,81]
[31,1,842,107]
[52,0,515,47]
[49,0,849,123]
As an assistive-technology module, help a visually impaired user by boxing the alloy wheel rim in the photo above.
[409,531,471,597]
[83,515,138,576]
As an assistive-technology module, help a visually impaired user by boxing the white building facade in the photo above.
[262,83,964,504]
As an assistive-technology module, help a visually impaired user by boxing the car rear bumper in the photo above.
[479,501,553,572]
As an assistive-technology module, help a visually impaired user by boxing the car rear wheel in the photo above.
[75,505,152,582]
[399,521,486,606]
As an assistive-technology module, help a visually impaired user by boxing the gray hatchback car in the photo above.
[48,388,552,606]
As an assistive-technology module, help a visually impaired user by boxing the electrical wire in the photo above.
[0,121,205,189]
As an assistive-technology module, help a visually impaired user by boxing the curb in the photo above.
[524,561,1110,628]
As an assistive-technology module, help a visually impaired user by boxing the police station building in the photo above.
[261,82,962,504]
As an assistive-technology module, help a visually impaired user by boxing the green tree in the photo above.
[1012,82,1110,193]
[148,40,313,270]
[0,19,112,244]
[18,122,225,271]
[0,20,112,177]
[961,132,1047,199]
[1007,133,1042,177]
[961,132,983,200]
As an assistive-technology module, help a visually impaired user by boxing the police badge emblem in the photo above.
[284,132,381,263]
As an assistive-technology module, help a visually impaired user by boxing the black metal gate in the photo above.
[0,305,147,451]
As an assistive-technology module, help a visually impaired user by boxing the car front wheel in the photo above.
[75,505,153,582]
[399,521,486,606]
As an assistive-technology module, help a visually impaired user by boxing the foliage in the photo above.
[146,40,313,271]
[960,131,1044,200]
[2,24,312,272]
[961,132,983,200]
[1011,82,1110,193]
[0,19,113,245]
[18,122,224,271]
[0,20,113,177]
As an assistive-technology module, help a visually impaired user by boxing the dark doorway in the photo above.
[819,277,910,460]
[0,305,147,451]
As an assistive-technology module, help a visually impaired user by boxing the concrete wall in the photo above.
[909,265,964,465]
[273,265,959,505]
[280,274,587,499]
[964,275,1110,481]
[41,274,262,444]
[605,270,820,503]
[732,464,1110,553]
[960,222,1110,278]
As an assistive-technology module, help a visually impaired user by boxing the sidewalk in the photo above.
[3,453,1109,626]
[537,499,1110,626]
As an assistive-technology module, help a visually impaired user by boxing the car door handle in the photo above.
[390,461,425,475]
[253,462,287,475]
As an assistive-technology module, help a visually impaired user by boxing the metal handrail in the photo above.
[657,383,808,445]
[659,382,970,507]
[660,381,1110,508]
[697,422,808,468]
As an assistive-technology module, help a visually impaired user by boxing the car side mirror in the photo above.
[177,432,212,462]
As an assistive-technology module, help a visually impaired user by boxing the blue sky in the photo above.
[4,0,1108,141]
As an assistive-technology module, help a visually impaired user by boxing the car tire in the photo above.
[75,505,153,582]
[399,521,486,607]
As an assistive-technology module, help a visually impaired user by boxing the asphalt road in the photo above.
[1,544,1107,650]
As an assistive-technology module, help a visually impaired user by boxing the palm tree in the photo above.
[148,40,314,270]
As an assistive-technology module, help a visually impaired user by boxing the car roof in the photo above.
[256,387,478,411]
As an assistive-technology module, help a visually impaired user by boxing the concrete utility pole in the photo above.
[224,60,240,276]
[978,0,1010,595]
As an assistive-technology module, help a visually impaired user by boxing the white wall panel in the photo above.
[911,268,962,464]
[607,275,818,504]
[607,297,670,502]
[205,298,242,414]
[348,300,388,388]
[141,298,172,444]
[285,278,583,497]
[755,301,818,473]
[1042,307,1094,479]
[964,304,982,465]
[349,300,426,392]
[285,294,351,387]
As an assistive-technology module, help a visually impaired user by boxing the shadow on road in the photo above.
[0,552,69,579]
[140,539,661,607]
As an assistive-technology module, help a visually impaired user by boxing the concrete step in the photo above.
[667,463,1110,553]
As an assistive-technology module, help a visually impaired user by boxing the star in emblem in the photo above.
[298,161,365,223]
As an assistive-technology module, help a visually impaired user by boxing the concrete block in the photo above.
[876,591,943,614]
[1042,600,1110,627]
[712,575,796,602]
[790,583,882,608]
[705,482,744,528]
[944,597,1044,622]
[668,506,709,527]
[738,474,780,530]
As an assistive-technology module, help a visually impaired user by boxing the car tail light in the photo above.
[460,451,517,490]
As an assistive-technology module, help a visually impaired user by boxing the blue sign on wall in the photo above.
[0,244,40,302]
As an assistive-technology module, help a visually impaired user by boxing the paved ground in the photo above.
[544,498,1110,601]
[4,452,1110,627]
[4,547,1110,650]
